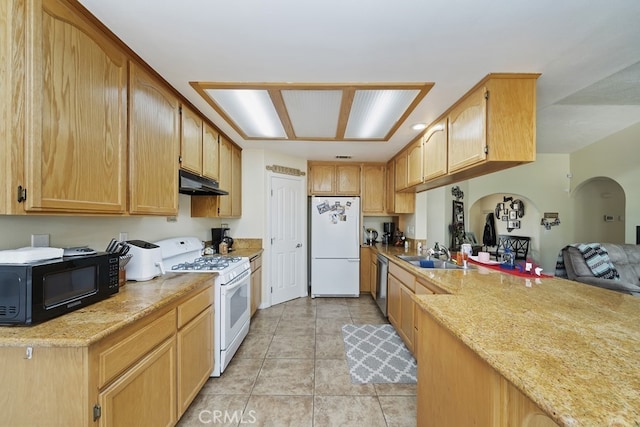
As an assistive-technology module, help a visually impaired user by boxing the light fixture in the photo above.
[411,123,427,131]
[191,82,434,141]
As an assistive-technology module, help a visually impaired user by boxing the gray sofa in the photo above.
[561,243,640,296]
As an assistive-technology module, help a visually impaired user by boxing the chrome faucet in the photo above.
[426,243,451,261]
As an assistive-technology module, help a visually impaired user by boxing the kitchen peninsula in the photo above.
[373,245,640,426]
[0,273,214,426]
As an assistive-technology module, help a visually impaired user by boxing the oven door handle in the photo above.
[223,269,250,291]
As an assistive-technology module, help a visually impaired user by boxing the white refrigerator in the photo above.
[310,196,360,297]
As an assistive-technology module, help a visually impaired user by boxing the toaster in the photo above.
[124,240,165,281]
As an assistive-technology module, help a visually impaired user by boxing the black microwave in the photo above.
[0,252,119,325]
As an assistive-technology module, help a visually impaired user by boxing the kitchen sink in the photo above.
[395,254,475,270]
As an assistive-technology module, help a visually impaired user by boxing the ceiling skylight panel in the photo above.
[204,89,286,138]
[345,89,420,139]
[282,90,342,138]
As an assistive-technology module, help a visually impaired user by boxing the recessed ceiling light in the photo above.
[411,123,427,131]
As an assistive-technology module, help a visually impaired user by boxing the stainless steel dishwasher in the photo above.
[376,254,388,316]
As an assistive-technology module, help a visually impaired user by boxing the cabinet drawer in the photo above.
[177,286,214,329]
[98,310,176,388]
[389,261,415,292]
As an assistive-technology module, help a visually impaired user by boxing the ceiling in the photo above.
[77,0,640,162]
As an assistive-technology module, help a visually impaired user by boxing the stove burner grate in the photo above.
[171,255,243,271]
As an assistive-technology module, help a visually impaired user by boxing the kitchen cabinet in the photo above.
[361,164,386,214]
[177,287,214,416]
[4,0,128,214]
[406,138,423,188]
[388,261,416,353]
[190,136,242,218]
[0,281,213,426]
[360,246,371,293]
[202,124,220,181]
[385,160,414,214]
[422,119,448,181]
[250,254,263,316]
[180,104,204,175]
[387,273,401,330]
[416,308,557,426]
[394,154,408,191]
[370,253,378,300]
[129,62,180,215]
[308,162,361,196]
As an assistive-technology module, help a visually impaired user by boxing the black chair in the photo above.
[495,235,530,261]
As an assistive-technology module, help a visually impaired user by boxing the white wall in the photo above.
[570,121,640,243]
[0,194,221,251]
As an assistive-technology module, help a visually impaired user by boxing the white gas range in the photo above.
[155,237,251,377]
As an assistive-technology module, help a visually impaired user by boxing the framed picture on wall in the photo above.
[508,220,521,229]
[509,210,518,220]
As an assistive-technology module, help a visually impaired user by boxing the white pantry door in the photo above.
[270,174,305,305]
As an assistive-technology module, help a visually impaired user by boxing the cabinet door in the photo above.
[406,139,423,187]
[399,284,415,353]
[336,165,361,195]
[395,154,408,191]
[99,337,177,427]
[448,87,487,173]
[27,0,127,213]
[129,63,179,215]
[202,124,219,181]
[423,119,448,181]
[370,258,377,300]
[180,105,203,174]
[385,160,396,213]
[362,165,385,214]
[309,164,335,195]
[360,247,371,293]
[178,307,213,416]
[387,274,401,329]
[217,137,233,217]
[231,145,242,217]
[251,265,262,316]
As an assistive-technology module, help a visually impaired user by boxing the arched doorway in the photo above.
[468,194,541,263]
[572,177,625,243]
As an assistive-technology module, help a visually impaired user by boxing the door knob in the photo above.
[296,243,302,248]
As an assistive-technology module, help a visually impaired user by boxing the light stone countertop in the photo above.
[370,244,640,426]
[0,272,215,347]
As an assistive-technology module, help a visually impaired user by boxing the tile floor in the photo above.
[177,294,417,427]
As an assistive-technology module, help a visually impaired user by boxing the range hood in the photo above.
[179,169,228,196]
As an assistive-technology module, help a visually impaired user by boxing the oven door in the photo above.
[219,268,251,351]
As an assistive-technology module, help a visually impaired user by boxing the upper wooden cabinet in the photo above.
[5,0,128,214]
[202,124,220,181]
[191,136,241,218]
[180,105,203,174]
[386,160,414,214]
[406,139,423,187]
[129,62,180,216]
[361,164,386,214]
[422,118,448,181]
[308,162,360,196]
[448,74,537,174]
[394,154,408,191]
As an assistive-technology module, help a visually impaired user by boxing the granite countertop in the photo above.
[0,272,214,348]
[368,243,640,426]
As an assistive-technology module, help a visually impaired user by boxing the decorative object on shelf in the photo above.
[451,186,464,200]
[451,200,465,250]
[541,212,561,230]
[266,164,306,176]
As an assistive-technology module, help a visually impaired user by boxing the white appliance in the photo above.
[155,236,251,377]
[125,240,165,281]
[310,196,360,297]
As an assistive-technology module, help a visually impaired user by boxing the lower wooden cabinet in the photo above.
[387,274,401,329]
[416,309,558,427]
[360,247,371,293]
[370,254,378,300]
[250,255,263,316]
[98,337,177,427]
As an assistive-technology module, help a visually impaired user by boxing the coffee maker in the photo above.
[382,222,395,245]
[211,227,233,252]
